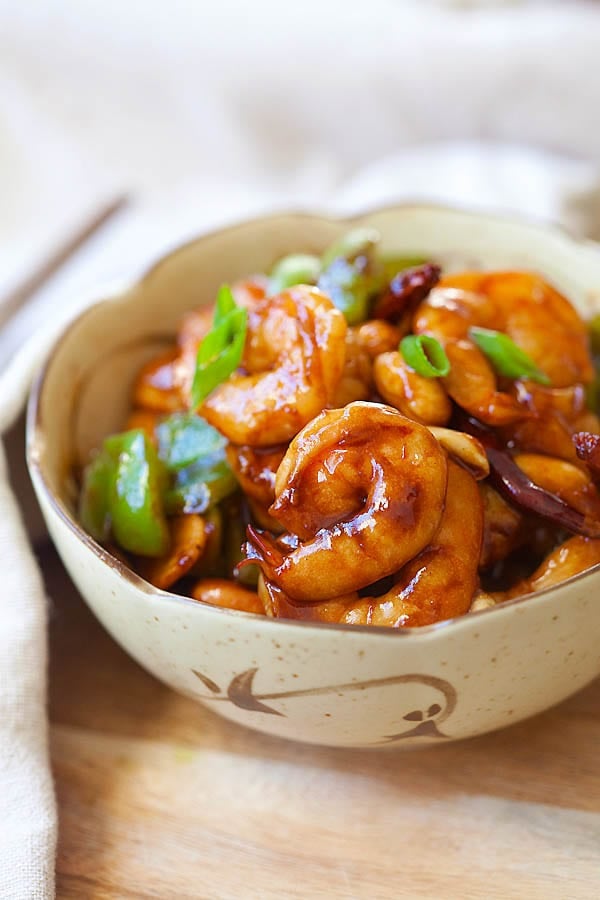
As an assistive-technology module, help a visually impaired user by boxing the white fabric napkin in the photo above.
[0,445,56,900]
[3,2,600,897]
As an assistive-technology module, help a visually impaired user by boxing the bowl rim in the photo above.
[26,200,600,639]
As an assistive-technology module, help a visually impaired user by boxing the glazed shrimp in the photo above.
[258,573,352,623]
[245,402,448,602]
[201,286,347,446]
[442,340,527,426]
[373,351,452,425]
[413,271,594,424]
[226,444,287,507]
[137,515,207,589]
[125,409,160,441]
[261,461,483,628]
[494,535,600,601]
[513,453,600,522]
[501,383,600,462]
[479,483,525,569]
[353,320,403,358]
[191,578,265,615]
[429,272,593,386]
[132,348,186,413]
[330,329,373,407]
[226,444,289,532]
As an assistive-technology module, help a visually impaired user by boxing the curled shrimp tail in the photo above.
[244,524,284,570]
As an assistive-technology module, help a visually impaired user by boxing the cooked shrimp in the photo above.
[413,271,594,425]
[201,286,347,446]
[330,329,373,407]
[125,409,160,441]
[258,574,352,622]
[247,497,285,532]
[373,351,452,425]
[132,349,185,413]
[441,340,526,425]
[225,444,288,532]
[501,383,599,462]
[353,320,403,358]
[479,483,525,569]
[495,535,600,601]
[191,578,265,614]
[263,461,482,627]
[245,402,448,602]
[226,444,287,507]
[136,515,206,589]
[427,272,593,387]
[341,461,482,626]
[514,453,600,521]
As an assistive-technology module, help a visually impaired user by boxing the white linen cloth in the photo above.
[2,2,600,897]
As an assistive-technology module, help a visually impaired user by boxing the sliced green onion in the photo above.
[469,326,551,386]
[191,285,248,407]
[320,227,380,268]
[214,283,237,324]
[400,334,451,378]
[268,253,321,294]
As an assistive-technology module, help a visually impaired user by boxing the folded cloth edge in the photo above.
[0,303,85,899]
[0,439,56,900]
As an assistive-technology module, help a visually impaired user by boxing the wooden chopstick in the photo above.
[0,194,129,330]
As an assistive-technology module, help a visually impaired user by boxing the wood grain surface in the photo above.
[42,546,600,900]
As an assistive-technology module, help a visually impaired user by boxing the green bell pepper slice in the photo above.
[317,228,385,325]
[320,227,380,269]
[318,257,371,325]
[268,253,321,294]
[105,430,170,557]
[79,450,115,543]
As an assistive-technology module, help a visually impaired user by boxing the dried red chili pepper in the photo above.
[372,263,441,322]
[486,447,600,538]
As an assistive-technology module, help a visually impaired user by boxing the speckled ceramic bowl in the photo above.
[26,205,600,748]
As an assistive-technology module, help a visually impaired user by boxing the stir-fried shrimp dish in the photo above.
[79,229,600,628]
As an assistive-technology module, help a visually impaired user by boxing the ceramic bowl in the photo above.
[26,205,600,749]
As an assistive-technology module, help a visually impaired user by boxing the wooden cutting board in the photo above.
[43,547,600,900]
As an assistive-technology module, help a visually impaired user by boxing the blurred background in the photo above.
[2,0,600,356]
